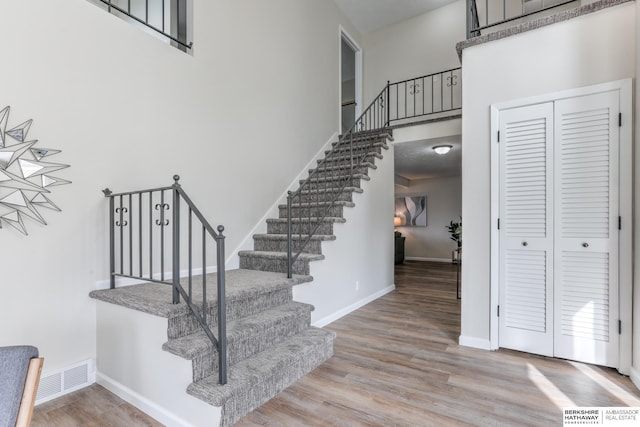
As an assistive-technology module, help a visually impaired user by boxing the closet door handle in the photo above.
[522,241,528,247]
[582,242,589,248]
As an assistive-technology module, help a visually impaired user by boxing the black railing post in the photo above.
[103,188,115,289]
[172,175,181,304]
[215,225,227,385]
[286,192,293,279]
[386,81,390,127]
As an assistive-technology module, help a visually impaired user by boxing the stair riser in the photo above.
[167,288,293,339]
[267,221,335,235]
[279,205,344,219]
[254,238,323,254]
[301,177,364,191]
[191,311,312,382]
[239,255,310,275]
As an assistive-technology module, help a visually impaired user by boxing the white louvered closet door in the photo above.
[553,92,619,367]
[498,103,554,356]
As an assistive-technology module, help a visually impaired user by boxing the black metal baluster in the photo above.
[160,191,165,281]
[129,194,133,276]
[287,192,292,279]
[139,193,142,277]
[188,208,193,299]
[202,225,206,323]
[422,77,425,116]
[149,191,153,280]
[162,0,166,32]
[118,195,124,275]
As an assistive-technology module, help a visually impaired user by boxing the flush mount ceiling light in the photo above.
[433,145,452,155]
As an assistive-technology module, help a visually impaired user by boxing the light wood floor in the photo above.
[33,261,640,426]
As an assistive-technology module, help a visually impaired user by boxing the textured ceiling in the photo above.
[394,135,461,182]
[334,0,459,34]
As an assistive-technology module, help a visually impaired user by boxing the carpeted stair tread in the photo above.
[277,200,355,209]
[320,152,383,163]
[89,269,312,318]
[162,301,313,359]
[324,142,388,155]
[303,173,370,183]
[253,234,336,242]
[309,161,377,174]
[238,251,324,262]
[298,186,363,195]
[186,327,335,408]
[266,216,346,224]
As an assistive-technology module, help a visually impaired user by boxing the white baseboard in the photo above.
[312,284,395,327]
[458,335,492,350]
[630,366,640,391]
[97,372,198,427]
[405,257,453,263]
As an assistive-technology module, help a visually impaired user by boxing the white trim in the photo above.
[458,335,492,350]
[630,366,640,392]
[339,26,362,133]
[404,257,452,263]
[312,284,395,327]
[489,105,500,350]
[617,78,633,376]
[225,132,338,267]
[489,79,633,372]
[97,372,197,427]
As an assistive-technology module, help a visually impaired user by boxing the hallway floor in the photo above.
[33,261,640,426]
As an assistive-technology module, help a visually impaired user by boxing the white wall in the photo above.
[634,0,640,388]
[0,0,360,375]
[460,3,635,347]
[395,175,461,261]
[362,0,465,106]
[296,143,395,326]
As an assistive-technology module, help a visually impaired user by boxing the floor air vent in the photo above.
[36,359,94,404]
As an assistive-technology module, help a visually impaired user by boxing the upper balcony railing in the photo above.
[387,68,461,126]
[466,0,579,39]
[91,0,192,51]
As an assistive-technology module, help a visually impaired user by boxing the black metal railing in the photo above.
[95,0,191,51]
[103,175,226,384]
[285,87,389,278]
[387,68,461,125]
[285,69,463,276]
[466,0,578,39]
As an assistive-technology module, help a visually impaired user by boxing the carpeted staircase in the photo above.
[90,130,390,426]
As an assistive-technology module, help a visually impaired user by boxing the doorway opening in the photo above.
[340,28,361,134]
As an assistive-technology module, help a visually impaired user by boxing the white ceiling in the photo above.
[394,135,461,182]
[334,0,459,34]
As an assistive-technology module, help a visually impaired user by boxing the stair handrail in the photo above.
[286,85,390,278]
[103,175,227,385]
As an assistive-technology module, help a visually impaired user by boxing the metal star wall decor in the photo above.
[0,106,70,235]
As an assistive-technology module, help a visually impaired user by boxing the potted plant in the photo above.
[447,218,462,248]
